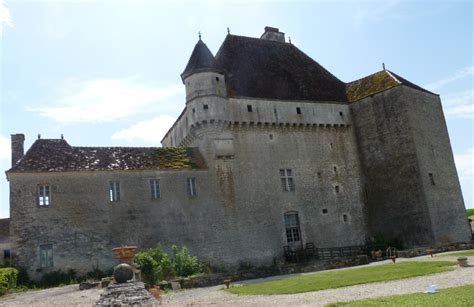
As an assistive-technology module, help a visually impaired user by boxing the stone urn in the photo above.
[112,246,138,264]
[457,256,468,267]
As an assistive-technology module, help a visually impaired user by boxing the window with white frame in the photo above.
[187,177,197,197]
[38,185,51,207]
[150,179,161,199]
[284,212,301,243]
[109,181,120,202]
[280,169,295,191]
[40,244,53,268]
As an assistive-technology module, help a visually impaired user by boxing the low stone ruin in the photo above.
[95,281,157,306]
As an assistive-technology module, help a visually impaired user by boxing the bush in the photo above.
[40,269,77,288]
[172,245,202,278]
[134,244,203,285]
[0,268,18,296]
[85,266,112,281]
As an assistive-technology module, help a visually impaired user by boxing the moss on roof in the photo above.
[346,71,400,102]
[155,147,195,169]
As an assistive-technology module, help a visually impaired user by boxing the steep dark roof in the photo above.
[0,218,9,244]
[7,139,206,173]
[181,39,216,80]
[213,34,348,102]
[346,70,436,102]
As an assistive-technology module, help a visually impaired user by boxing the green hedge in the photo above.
[0,267,18,296]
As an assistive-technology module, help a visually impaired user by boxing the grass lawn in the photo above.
[467,208,474,216]
[226,261,455,295]
[440,250,474,257]
[330,284,474,306]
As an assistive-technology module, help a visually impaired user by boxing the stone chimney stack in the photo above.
[260,26,285,43]
[11,134,25,167]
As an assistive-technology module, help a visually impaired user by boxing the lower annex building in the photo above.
[6,27,471,279]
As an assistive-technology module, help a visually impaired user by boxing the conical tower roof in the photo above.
[181,39,215,81]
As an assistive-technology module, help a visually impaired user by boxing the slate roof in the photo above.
[181,39,217,80]
[7,139,206,173]
[213,34,348,102]
[346,70,436,102]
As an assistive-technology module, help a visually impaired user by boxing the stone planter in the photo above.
[457,256,468,267]
[112,246,138,264]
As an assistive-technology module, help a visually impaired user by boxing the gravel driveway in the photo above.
[0,252,472,307]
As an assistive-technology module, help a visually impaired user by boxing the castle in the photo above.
[6,27,471,279]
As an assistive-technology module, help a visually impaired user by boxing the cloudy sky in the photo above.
[0,0,472,217]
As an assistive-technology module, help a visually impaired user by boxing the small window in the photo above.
[109,181,120,202]
[339,111,343,117]
[187,177,197,197]
[330,143,333,149]
[333,166,337,174]
[343,214,348,222]
[296,107,301,114]
[192,108,195,113]
[269,134,273,140]
[150,179,161,199]
[215,77,220,82]
[317,172,322,178]
[3,249,10,259]
[247,105,253,112]
[322,208,328,214]
[40,244,53,268]
[280,169,295,192]
[203,104,209,110]
[335,185,340,193]
[38,185,51,207]
[429,173,435,185]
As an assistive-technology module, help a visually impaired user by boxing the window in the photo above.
[335,185,340,193]
[109,181,120,202]
[296,107,301,114]
[192,108,195,113]
[38,185,51,207]
[247,105,253,112]
[284,212,301,243]
[429,173,435,185]
[333,166,337,174]
[339,111,343,117]
[215,77,220,81]
[187,177,197,197]
[322,208,328,214]
[40,244,53,268]
[203,104,208,110]
[343,214,348,222]
[269,134,273,140]
[150,179,161,199]
[317,172,322,178]
[3,249,10,259]
[280,169,295,191]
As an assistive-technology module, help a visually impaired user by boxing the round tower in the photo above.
[181,37,226,102]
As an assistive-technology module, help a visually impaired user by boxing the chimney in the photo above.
[260,26,285,43]
[11,134,25,167]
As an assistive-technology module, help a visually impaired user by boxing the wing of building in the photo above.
[6,27,471,279]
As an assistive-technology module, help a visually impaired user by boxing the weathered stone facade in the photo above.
[6,27,471,280]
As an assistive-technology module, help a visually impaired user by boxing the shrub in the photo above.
[40,269,77,288]
[0,268,18,296]
[172,245,202,277]
[134,244,203,285]
[85,266,112,281]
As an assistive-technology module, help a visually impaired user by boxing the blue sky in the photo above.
[0,0,472,218]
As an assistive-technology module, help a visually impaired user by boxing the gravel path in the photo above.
[0,252,472,306]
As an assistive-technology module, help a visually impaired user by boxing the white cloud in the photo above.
[0,0,13,36]
[454,149,474,181]
[424,66,474,91]
[0,134,10,162]
[111,115,176,145]
[28,77,182,124]
[442,89,474,119]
